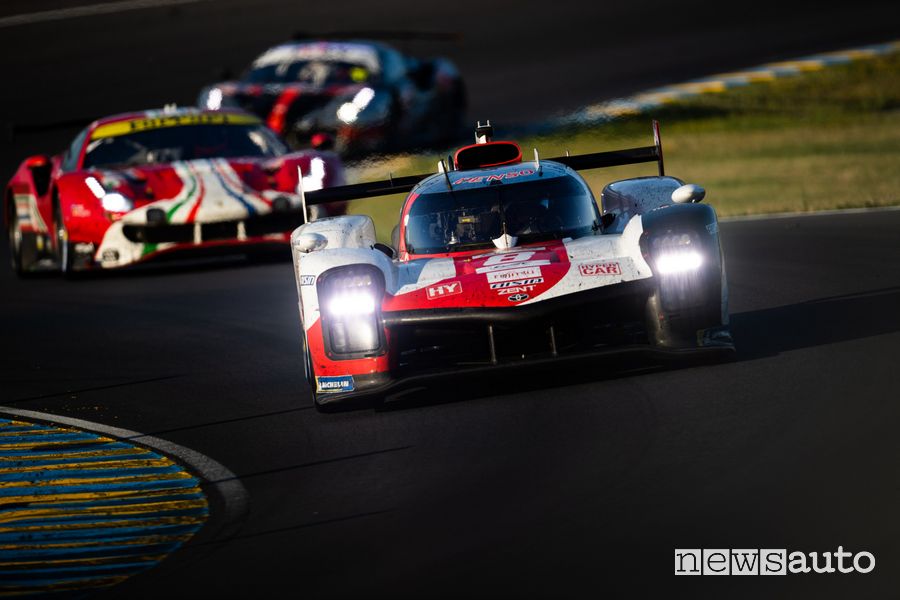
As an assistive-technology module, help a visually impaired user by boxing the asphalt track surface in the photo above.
[2,1,900,598]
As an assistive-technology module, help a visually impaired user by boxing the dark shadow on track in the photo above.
[345,286,900,413]
[731,286,900,360]
[371,352,714,414]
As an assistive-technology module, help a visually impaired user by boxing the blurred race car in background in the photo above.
[290,121,733,410]
[197,36,467,156]
[5,106,345,275]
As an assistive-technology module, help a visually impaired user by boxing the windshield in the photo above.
[405,176,599,255]
[245,60,373,86]
[82,124,287,169]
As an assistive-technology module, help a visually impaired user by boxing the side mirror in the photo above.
[25,155,52,197]
[293,232,328,253]
[390,225,401,251]
[672,184,706,204]
[373,242,395,259]
[25,155,49,168]
[600,213,616,230]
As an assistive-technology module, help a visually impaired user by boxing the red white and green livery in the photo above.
[5,106,345,274]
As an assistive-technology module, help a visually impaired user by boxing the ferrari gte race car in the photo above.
[291,121,733,410]
[197,38,466,156]
[5,106,345,275]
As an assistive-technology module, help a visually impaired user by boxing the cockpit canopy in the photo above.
[404,174,599,255]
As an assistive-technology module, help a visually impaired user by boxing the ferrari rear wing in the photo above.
[300,120,665,218]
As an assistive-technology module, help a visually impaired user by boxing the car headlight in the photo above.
[651,234,703,275]
[100,192,134,213]
[198,86,239,111]
[318,266,385,357]
[335,87,392,126]
[86,176,134,214]
[656,250,703,274]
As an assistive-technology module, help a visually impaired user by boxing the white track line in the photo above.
[0,0,216,29]
[0,405,249,536]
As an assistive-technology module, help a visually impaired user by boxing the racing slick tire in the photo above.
[644,274,724,349]
[7,202,39,277]
[301,330,318,404]
[53,201,80,278]
[641,204,730,349]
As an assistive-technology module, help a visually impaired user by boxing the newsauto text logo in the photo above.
[674,548,875,575]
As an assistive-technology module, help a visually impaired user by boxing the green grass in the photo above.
[346,51,900,242]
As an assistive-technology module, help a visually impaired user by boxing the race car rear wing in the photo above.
[300,120,665,220]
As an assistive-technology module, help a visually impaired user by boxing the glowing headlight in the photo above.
[656,251,703,275]
[336,87,376,124]
[87,176,134,213]
[320,267,385,356]
[205,87,224,110]
[300,157,326,193]
[328,292,377,317]
[100,193,133,213]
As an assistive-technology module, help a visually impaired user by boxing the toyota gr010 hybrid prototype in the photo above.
[291,122,733,409]
[197,38,466,156]
[5,107,346,275]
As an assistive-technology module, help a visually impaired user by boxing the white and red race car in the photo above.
[291,122,733,409]
[5,106,345,275]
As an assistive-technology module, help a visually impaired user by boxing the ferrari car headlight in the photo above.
[319,266,385,357]
[86,176,134,214]
[198,86,238,111]
[335,87,389,125]
[336,87,375,124]
[205,87,224,110]
[100,192,134,213]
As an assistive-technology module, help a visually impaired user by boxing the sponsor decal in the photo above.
[486,266,543,282]
[91,113,261,140]
[507,293,529,302]
[426,281,462,299]
[316,375,355,393]
[497,285,537,296]
[579,261,621,276]
[300,274,316,286]
[489,277,543,289]
[70,204,92,218]
[453,169,535,185]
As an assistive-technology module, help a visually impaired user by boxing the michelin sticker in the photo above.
[316,375,355,393]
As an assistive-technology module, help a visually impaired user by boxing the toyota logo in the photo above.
[507,293,529,302]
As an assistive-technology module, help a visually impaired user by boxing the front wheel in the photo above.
[53,202,76,276]
[8,204,38,276]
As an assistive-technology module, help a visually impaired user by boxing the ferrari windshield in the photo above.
[82,123,287,169]
[405,175,599,254]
